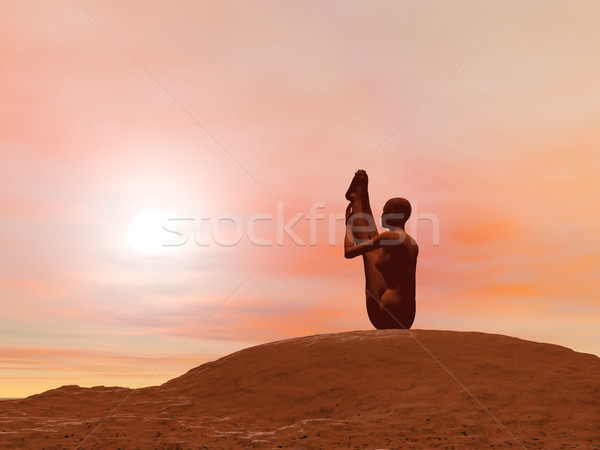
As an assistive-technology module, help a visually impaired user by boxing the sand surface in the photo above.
[1,329,598,449]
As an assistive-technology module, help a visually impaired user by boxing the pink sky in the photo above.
[1,1,599,397]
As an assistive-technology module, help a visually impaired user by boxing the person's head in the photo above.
[381,197,411,229]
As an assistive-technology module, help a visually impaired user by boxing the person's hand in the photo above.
[345,203,353,224]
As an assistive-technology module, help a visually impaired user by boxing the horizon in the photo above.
[1,1,599,398]
[2,327,598,401]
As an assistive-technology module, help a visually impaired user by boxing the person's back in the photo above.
[374,230,418,328]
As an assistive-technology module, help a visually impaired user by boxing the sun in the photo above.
[127,209,169,255]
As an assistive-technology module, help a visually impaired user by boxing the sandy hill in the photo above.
[0,330,598,449]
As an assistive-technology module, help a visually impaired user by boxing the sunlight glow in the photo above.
[127,209,169,255]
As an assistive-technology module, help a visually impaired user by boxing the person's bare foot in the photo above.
[345,172,360,200]
[345,169,368,200]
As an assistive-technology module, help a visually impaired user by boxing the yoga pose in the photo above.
[344,170,418,329]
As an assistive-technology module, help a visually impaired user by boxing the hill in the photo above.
[0,330,598,448]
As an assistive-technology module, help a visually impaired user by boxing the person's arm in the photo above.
[344,231,400,259]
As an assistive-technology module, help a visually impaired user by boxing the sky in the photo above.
[1,0,599,398]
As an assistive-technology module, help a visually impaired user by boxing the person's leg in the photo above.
[345,170,387,327]
[346,170,375,241]
[359,172,378,240]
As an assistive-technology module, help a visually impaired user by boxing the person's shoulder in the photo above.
[393,231,418,249]
[376,231,406,245]
[405,234,419,253]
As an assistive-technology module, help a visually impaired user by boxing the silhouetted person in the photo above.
[344,170,418,329]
